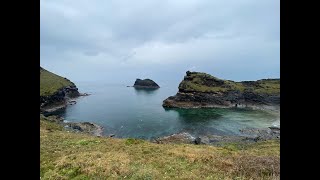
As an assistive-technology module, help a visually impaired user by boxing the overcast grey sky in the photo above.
[40,0,279,85]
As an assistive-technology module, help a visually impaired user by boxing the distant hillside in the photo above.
[40,67,75,96]
[40,67,79,108]
[163,71,280,108]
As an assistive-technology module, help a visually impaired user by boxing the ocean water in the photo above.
[57,82,279,140]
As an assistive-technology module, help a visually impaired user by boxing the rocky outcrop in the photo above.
[40,67,80,111]
[163,71,280,108]
[64,122,103,137]
[133,79,160,88]
[152,132,195,144]
[41,114,103,136]
[153,127,280,145]
[40,85,80,109]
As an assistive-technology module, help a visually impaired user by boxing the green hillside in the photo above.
[40,67,75,96]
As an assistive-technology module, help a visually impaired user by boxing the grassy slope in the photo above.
[40,67,74,96]
[179,72,280,95]
[41,118,280,179]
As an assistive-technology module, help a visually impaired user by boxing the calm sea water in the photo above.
[57,82,279,140]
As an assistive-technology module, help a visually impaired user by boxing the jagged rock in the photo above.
[133,79,160,88]
[64,121,104,136]
[194,137,201,144]
[152,132,195,144]
[163,71,280,108]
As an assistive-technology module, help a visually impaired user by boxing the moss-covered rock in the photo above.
[163,71,280,108]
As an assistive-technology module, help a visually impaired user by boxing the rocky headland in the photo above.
[133,78,160,88]
[40,67,81,111]
[163,71,280,109]
[40,67,100,135]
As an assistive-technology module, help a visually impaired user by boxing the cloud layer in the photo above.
[41,0,279,83]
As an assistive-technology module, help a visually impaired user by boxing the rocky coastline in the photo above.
[152,126,280,145]
[163,71,280,109]
[40,68,280,145]
[40,67,100,136]
[41,114,104,137]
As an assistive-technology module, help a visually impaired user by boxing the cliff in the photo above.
[40,67,79,108]
[163,71,280,108]
[133,78,160,88]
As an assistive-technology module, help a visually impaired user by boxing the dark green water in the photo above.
[59,82,279,140]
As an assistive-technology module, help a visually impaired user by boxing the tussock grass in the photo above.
[40,67,74,96]
[41,119,280,179]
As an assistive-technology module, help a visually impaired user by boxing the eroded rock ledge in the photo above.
[163,71,280,109]
[40,86,81,115]
[152,127,280,145]
[41,114,103,137]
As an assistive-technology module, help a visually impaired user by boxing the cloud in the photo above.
[40,0,279,82]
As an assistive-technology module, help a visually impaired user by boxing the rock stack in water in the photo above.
[133,79,160,88]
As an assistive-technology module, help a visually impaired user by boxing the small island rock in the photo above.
[133,78,160,88]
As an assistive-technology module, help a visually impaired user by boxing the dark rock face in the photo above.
[133,78,160,88]
[163,71,280,108]
[40,85,80,108]
[194,137,201,144]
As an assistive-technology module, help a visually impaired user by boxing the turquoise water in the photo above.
[58,82,279,140]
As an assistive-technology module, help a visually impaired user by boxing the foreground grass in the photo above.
[41,119,280,179]
[40,67,75,96]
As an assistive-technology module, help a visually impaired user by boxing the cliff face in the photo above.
[40,67,79,108]
[133,78,160,88]
[163,71,280,108]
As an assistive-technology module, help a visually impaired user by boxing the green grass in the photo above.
[41,118,280,179]
[179,72,279,95]
[40,67,74,96]
[253,79,280,94]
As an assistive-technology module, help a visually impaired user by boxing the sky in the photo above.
[40,0,279,85]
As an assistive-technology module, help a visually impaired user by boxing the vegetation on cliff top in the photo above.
[40,67,75,96]
[41,117,279,179]
[178,71,280,95]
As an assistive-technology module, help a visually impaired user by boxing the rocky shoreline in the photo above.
[42,112,280,145]
[41,114,104,137]
[41,93,90,115]
[152,126,280,145]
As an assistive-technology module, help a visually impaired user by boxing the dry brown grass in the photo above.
[40,119,280,179]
